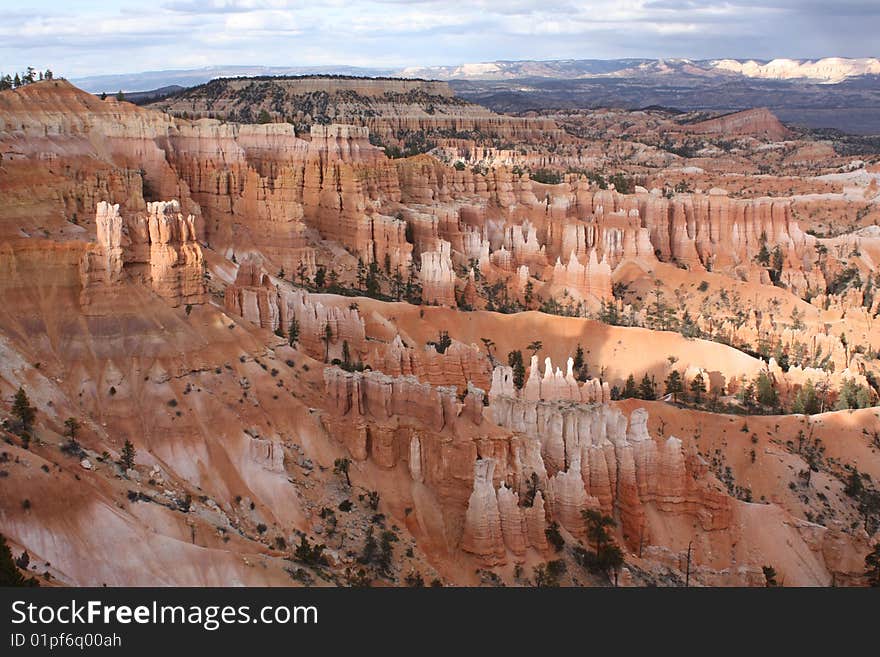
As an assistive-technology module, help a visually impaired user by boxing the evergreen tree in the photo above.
[622,374,638,399]
[356,258,367,290]
[0,534,38,587]
[770,246,784,283]
[756,232,770,266]
[322,323,333,362]
[664,370,684,403]
[581,510,625,582]
[115,90,125,102]
[835,378,872,410]
[358,526,378,565]
[524,280,534,306]
[365,261,381,297]
[313,265,326,288]
[507,350,526,390]
[573,343,585,373]
[791,380,821,415]
[333,458,351,487]
[12,387,36,432]
[63,417,81,451]
[432,331,452,354]
[679,310,699,338]
[755,371,778,408]
[638,373,656,400]
[288,317,300,346]
[120,439,136,471]
[296,261,308,287]
[689,373,706,404]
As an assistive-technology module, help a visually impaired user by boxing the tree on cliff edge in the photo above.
[0,534,38,587]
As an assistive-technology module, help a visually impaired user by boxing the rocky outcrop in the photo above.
[80,202,124,306]
[419,240,457,306]
[381,334,491,392]
[323,367,471,433]
[144,201,205,306]
[580,187,814,273]
[460,459,506,564]
[491,356,609,404]
[80,200,205,308]
[224,255,279,330]
[687,108,789,141]
[223,266,368,362]
[488,397,731,550]
[549,250,612,303]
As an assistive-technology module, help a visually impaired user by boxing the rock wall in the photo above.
[381,334,491,392]
[224,259,367,362]
[419,240,457,306]
[491,356,610,404]
[469,398,731,561]
[80,200,205,309]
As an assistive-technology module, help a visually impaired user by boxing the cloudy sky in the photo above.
[2,0,878,77]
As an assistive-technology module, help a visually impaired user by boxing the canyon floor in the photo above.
[1,76,878,587]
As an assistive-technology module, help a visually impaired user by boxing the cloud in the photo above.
[0,1,878,77]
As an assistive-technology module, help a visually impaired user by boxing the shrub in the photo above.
[545,521,565,552]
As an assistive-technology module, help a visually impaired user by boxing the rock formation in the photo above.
[81,200,205,308]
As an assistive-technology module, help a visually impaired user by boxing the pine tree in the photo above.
[314,265,326,288]
[664,370,684,402]
[356,258,367,290]
[288,317,300,346]
[689,373,706,404]
[296,261,308,287]
[12,387,36,432]
[508,350,526,390]
[120,439,136,471]
[638,373,656,400]
[0,534,38,587]
[622,374,638,399]
[791,380,820,415]
[63,417,81,451]
[323,323,333,362]
[333,458,351,487]
[573,344,584,372]
[755,371,778,408]
[366,261,381,297]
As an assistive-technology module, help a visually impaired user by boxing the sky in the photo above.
[1,0,879,78]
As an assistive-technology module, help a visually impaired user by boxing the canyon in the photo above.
[0,76,878,587]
